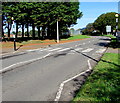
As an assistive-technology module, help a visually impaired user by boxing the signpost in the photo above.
[106,25,111,34]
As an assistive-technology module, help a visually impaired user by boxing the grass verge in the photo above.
[73,53,120,102]
[2,35,90,48]
[62,35,90,40]
[102,34,116,38]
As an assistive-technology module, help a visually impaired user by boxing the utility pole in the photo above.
[57,20,59,43]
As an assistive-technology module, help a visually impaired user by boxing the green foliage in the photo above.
[73,53,120,101]
[93,12,119,33]
[2,2,82,40]
[62,35,90,40]
[82,23,95,35]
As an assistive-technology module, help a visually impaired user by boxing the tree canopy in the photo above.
[2,2,82,40]
[93,12,120,33]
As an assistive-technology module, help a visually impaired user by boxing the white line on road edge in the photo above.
[54,59,92,101]
[0,53,51,74]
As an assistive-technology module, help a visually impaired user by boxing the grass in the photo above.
[73,53,120,102]
[2,35,90,48]
[102,34,116,38]
[62,35,90,40]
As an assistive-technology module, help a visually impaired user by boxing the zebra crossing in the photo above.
[28,46,106,55]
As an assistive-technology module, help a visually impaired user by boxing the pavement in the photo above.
[1,36,113,101]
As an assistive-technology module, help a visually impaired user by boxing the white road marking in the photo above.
[0,53,51,74]
[48,48,61,52]
[26,48,41,52]
[57,48,71,52]
[96,48,106,54]
[54,59,92,101]
[74,48,83,51]
[75,45,78,47]
[39,48,52,51]
[82,48,93,53]
[83,43,86,45]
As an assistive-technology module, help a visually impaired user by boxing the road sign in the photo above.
[106,25,111,32]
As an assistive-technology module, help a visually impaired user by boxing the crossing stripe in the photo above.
[49,48,61,52]
[82,48,93,53]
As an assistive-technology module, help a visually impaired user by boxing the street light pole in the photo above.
[115,13,119,37]
[57,20,59,43]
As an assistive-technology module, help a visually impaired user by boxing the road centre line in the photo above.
[0,53,51,74]
[54,59,92,101]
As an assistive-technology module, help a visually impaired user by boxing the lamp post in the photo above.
[11,17,16,51]
[115,13,119,37]
[57,20,59,43]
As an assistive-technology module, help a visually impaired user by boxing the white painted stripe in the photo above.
[57,48,71,52]
[75,45,78,47]
[40,48,52,51]
[54,59,92,101]
[82,48,93,53]
[83,43,86,45]
[0,53,51,74]
[26,48,41,52]
[96,48,106,53]
[75,48,83,51]
[48,48,61,52]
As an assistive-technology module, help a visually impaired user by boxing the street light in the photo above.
[115,13,119,37]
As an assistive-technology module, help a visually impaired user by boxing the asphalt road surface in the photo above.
[1,36,110,101]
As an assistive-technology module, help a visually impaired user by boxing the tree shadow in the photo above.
[72,48,120,68]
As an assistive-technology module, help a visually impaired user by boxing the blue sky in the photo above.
[72,2,118,30]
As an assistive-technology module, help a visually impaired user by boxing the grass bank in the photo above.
[73,53,120,101]
[2,35,90,48]
[62,35,90,40]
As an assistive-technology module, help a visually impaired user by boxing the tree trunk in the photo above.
[41,26,45,39]
[16,22,18,39]
[22,23,24,38]
[37,26,40,39]
[8,22,10,40]
[47,26,50,39]
[32,23,35,39]
[2,19,4,38]
[27,23,29,38]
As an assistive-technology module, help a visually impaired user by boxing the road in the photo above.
[1,36,110,101]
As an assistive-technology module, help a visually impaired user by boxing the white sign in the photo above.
[106,25,111,32]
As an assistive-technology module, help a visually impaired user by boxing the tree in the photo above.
[93,12,119,34]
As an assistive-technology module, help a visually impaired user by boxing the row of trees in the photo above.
[2,2,82,40]
[82,12,120,35]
